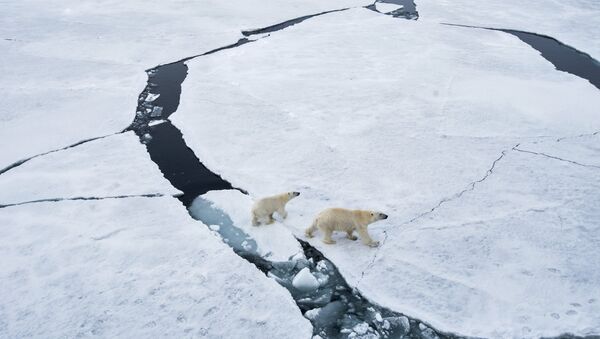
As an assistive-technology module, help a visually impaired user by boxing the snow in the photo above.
[172,8,600,338]
[0,196,312,338]
[292,267,320,292]
[418,0,600,59]
[360,150,600,338]
[0,132,178,205]
[0,0,371,170]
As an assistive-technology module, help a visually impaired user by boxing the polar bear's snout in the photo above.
[292,191,300,197]
[379,213,388,220]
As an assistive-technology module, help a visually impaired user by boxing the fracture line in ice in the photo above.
[556,130,600,142]
[241,8,351,36]
[513,147,600,170]
[358,145,516,283]
[0,193,166,209]
[0,132,124,176]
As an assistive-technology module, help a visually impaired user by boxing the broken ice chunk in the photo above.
[145,93,160,102]
[313,271,329,286]
[375,2,403,13]
[292,267,319,292]
[383,316,410,335]
[304,308,320,320]
[291,252,306,262]
[353,322,370,335]
[421,327,439,339]
[148,119,166,127]
[209,225,220,232]
[150,106,163,117]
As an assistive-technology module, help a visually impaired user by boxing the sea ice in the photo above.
[0,132,178,205]
[173,8,600,338]
[0,197,311,338]
[418,0,600,58]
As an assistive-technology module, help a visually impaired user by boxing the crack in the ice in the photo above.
[358,230,388,287]
[0,193,166,209]
[556,130,600,142]
[357,144,519,287]
[407,147,513,226]
[91,228,128,241]
[242,8,350,36]
[513,147,600,170]
[358,146,515,282]
[0,132,123,176]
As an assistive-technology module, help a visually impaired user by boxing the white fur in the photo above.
[305,208,387,247]
[251,192,300,226]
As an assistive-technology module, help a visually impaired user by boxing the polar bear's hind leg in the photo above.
[322,228,336,244]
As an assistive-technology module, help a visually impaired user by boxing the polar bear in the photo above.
[305,208,388,247]
[251,191,300,226]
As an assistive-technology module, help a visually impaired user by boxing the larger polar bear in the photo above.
[305,208,388,247]
[251,191,300,226]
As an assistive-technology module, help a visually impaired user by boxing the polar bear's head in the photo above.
[367,211,388,223]
[287,191,301,200]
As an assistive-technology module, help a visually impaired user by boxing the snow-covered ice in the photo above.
[360,150,600,338]
[0,196,312,338]
[172,8,600,338]
[0,0,371,170]
[0,132,178,205]
[418,0,600,59]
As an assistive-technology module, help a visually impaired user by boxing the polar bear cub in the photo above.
[305,208,388,247]
[251,191,300,226]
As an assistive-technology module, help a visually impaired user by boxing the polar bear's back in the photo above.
[315,208,361,231]
[251,193,288,213]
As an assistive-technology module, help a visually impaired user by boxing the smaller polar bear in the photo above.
[251,191,300,226]
[305,208,388,247]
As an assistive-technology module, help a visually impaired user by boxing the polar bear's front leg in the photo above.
[266,213,275,224]
[277,207,288,219]
[357,227,379,247]
[252,215,260,226]
[322,229,336,244]
[346,230,358,241]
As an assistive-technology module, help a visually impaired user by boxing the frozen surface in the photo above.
[361,151,600,338]
[0,132,178,205]
[199,190,304,261]
[173,9,600,337]
[418,0,600,59]
[0,0,370,169]
[0,197,312,338]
